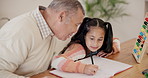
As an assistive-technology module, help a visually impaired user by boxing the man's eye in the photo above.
[76,24,80,27]
[90,38,94,40]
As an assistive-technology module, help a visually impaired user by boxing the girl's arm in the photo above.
[112,38,120,54]
[51,44,86,73]
[97,38,120,57]
[51,44,98,75]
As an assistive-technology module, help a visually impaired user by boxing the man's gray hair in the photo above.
[48,0,85,15]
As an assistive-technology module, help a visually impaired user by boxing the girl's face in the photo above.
[85,26,105,52]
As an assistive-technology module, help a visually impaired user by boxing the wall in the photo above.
[146,1,148,12]
[109,0,145,42]
[0,0,146,42]
[0,0,52,27]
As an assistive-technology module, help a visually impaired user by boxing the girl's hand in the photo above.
[97,38,120,57]
[96,51,113,57]
[84,64,98,75]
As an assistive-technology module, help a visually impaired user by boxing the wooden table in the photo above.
[107,38,148,78]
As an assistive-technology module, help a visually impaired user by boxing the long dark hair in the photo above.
[60,17,113,56]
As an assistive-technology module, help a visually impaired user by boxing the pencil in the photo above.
[90,51,94,64]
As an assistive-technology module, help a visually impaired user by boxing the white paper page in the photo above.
[50,56,132,78]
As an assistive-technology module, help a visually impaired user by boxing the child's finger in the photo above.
[99,53,107,57]
[104,52,113,57]
[96,51,104,56]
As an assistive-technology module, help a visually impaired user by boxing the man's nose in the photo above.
[73,27,78,33]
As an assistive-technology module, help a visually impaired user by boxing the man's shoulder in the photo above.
[2,11,37,30]
[0,10,39,39]
[10,11,35,25]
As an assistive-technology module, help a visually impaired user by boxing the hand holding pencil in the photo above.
[84,51,98,75]
[83,64,98,75]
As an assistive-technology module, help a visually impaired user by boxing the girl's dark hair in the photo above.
[60,17,113,56]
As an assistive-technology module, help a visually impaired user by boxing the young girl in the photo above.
[51,17,120,75]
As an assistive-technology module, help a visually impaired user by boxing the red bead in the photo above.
[145,18,148,22]
[138,35,143,40]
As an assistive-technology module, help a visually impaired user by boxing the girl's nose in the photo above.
[93,41,99,46]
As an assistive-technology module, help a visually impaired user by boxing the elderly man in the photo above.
[0,0,84,78]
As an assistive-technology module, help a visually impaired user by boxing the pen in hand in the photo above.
[90,51,94,64]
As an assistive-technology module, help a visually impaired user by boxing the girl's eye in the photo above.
[98,39,103,41]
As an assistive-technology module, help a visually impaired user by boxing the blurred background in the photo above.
[0,0,147,43]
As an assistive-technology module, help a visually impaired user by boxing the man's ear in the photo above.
[58,11,66,22]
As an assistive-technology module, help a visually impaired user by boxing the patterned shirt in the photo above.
[33,6,54,39]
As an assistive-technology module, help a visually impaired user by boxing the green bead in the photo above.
[144,73,148,78]
[143,25,146,29]
[136,42,140,46]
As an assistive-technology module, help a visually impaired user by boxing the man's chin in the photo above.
[57,37,67,41]
[61,38,67,41]
[56,35,72,41]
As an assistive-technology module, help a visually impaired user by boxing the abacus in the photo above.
[132,12,148,63]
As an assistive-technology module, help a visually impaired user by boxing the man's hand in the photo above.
[30,70,59,78]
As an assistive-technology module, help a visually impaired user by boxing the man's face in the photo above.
[56,8,84,41]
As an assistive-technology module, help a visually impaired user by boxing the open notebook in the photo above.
[50,56,132,78]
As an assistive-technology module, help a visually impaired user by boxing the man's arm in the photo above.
[0,37,29,78]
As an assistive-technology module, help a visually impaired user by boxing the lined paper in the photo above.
[50,56,132,78]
